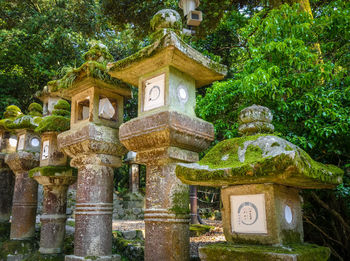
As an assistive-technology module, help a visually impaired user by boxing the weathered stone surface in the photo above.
[238,105,274,136]
[119,111,214,155]
[39,132,67,167]
[108,31,227,88]
[176,134,343,189]
[198,243,330,261]
[0,154,14,225]
[150,9,182,31]
[5,151,39,240]
[58,122,127,160]
[32,173,77,254]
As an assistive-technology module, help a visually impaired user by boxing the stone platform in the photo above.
[198,243,330,261]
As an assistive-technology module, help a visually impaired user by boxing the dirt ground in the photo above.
[112,219,225,258]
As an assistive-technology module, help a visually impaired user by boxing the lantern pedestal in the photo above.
[120,111,214,261]
[58,123,126,261]
[5,151,39,240]
[198,243,330,261]
[0,153,14,241]
[31,170,76,254]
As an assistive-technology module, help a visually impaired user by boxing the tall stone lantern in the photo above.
[29,98,76,257]
[53,44,131,261]
[176,105,344,260]
[108,9,227,261]
[0,106,19,238]
[4,103,42,241]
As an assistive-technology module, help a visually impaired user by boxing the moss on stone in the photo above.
[35,115,70,133]
[170,187,190,215]
[49,61,128,93]
[199,243,330,261]
[36,99,70,133]
[3,105,22,119]
[83,44,113,63]
[29,165,74,178]
[176,134,344,188]
[54,99,70,111]
[7,115,41,130]
[190,224,214,237]
[28,103,43,115]
[281,230,302,244]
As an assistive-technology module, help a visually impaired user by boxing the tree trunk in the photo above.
[269,0,312,17]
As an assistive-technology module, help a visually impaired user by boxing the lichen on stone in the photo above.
[176,134,344,189]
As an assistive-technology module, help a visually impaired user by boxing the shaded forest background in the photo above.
[0,0,349,260]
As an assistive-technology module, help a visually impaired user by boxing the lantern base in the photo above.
[65,254,121,261]
[199,243,330,261]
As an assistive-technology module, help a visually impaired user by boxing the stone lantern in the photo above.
[0,107,19,238]
[36,85,62,116]
[53,44,131,261]
[28,98,76,257]
[4,103,42,241]
[125,151,140,194]
[108,9,226,261]
[176,105,344,260]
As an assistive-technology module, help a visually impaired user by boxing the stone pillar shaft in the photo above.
[71,163,114,258]
[190,185,199,224]
[0,166,14,223]
[129,164,139,194]
[144,164,190,261]
[39,184,69,254]
[11,172,38,240]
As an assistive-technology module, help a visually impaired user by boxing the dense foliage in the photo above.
[0,0,349,260]
[194,2,350,259]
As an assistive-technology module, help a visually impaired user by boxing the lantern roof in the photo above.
[108,9,227,88]
[48,45,131,100]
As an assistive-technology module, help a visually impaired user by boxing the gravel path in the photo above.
[112,219,225,258]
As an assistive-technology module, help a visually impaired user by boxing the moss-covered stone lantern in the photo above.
[176,105,344,261]
[4,103,42,242]
[28,98,76,257]
[36,85,62,117]
[108,9,227,261]
[53,44,131,261]
[0,106,19,238]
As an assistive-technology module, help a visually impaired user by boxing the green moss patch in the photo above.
[28,103,43,116]
[35,115,70,133]
[176,134,343,188]
[7,115,41,130]
[54,100,70,111]
[29,166,75,178]
[199,243,330,261]
[190,224,214,237]
[170,187,190,215]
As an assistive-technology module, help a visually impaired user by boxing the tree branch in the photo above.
[310,191,350,234]
[303,215,344,247]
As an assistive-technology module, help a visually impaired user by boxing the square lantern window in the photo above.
[98,96,118,122]
[6,134,18,153]
[16,130,41,153]
[40,132,66,167]
[77,98,90,121]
